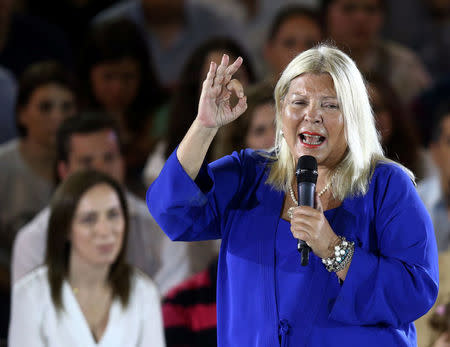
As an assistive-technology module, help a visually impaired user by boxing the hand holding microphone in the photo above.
[290,155,339,265]
[295,155,317,266]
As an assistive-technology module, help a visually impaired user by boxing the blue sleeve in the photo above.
[329,165,439,327]
[146,149,245,242]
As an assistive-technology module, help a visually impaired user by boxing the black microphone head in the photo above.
[296,155,318,184]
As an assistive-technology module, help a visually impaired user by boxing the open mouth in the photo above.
[299,132,326,146]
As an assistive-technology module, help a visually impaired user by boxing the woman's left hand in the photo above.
[290,194,339,259]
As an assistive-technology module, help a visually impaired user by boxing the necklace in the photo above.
[289,181,331,206]
[287,171,337,219]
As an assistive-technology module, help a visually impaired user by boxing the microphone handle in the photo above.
[297,182,315,266]
[298,241,310,266]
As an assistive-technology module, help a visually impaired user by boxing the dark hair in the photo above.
[367,78,423,177]
[267,5,320,42]
[166,37,257,158]
[78,18,166,131]
[430,101,450,144]
[46,169,131,310]
[320,0,386,29]
[56,111,123,165]
[320,0,386,13]
[16,61,75,137]
[214,82,274,159]
[429,302,450,337]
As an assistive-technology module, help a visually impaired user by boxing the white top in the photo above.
[12,192,219,295]
[143,140,167,187]
[418,174,450,252]
[0,139,54,267]
[8,266,165,347]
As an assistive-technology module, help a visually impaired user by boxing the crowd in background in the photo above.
[0,0,449,346]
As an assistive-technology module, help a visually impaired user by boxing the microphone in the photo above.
[296,155,318,266]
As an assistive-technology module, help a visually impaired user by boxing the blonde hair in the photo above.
[266,44,414,200]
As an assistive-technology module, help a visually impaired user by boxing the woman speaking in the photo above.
[147,44,439,346]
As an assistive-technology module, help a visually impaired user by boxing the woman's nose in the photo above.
[94,218,113,237]
[304,105,322,123]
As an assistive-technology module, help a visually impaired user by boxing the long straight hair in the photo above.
[45,170,131,310]
[266,44,414,200]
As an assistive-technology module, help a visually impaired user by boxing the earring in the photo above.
[280,130,284,137]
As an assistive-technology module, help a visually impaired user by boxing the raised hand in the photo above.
[197,54,247,129]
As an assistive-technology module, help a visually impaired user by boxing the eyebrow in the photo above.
[290,93,337,99]
[76,205,121,216]
[74,210,97,218]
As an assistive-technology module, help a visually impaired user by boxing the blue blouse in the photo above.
[147,149,439,347]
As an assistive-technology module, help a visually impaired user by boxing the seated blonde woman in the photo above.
[9,170,165,347]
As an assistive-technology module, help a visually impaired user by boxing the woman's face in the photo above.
[245,102,276,150]
[90,58,141,114]
[326,0,383,51]
[281,73,347,168]
[265,15,321,76]
[369,85,392,144]
[19,83,76,148]
[70,183,125,267]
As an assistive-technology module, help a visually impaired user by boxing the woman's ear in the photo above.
[57,161,70,181]
[17,106,28,129]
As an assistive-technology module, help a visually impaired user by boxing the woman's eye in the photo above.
[324,104,338,109]
[80,214,96,224]
[252,126,266,137]
[107,209,121,219]
[38,101,53,113]
[61,101,75,113]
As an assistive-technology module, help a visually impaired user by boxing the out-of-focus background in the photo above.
[0,1,449,346]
